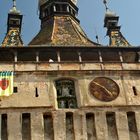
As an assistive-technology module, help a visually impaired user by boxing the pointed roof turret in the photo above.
[103,0,130,47]
[29,0,97,46]
[2,0,24,47]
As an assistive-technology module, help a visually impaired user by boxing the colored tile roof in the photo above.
[29,16,97,46]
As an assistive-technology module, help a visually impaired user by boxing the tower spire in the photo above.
[103,0,109,11]
[103,1,130,47]
[1,0,23,47]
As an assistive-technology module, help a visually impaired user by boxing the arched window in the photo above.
[55,79,77,108]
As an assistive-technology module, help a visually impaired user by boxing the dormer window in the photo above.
[62,4,67,12]
[9,19,20,25]
[72,9,76,16]
[54,4,68,12]
[44,8,49,16]
[50,6,54,14]
[42,11,45,17]
[56,4,61,12]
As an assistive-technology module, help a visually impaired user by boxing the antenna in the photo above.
[103,0,109,11]
[94,28,100,44]
[96,35,99,44]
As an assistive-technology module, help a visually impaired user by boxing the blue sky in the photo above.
[0,0,140,46]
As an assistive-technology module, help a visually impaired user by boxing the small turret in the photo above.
[2,0,23,47]
[103,0,130,47]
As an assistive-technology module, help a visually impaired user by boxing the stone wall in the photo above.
[0,71,139,108]
[0,107,140,140]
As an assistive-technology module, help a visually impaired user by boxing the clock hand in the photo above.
[92,81,113,96]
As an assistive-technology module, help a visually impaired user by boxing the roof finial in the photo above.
[13,0,16,8]
[103,0,117,17]
[10,0,20,14]
[103,0,109,11]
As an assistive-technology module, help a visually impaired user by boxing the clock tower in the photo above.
[0,1,139,140]
[2,0,23,47]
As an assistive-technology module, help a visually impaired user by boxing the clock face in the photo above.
[89,77,119,102]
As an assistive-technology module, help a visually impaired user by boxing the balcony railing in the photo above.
[0,46,139,71]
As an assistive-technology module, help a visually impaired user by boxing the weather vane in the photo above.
[13,0,16,8]
[103,0,109,11]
